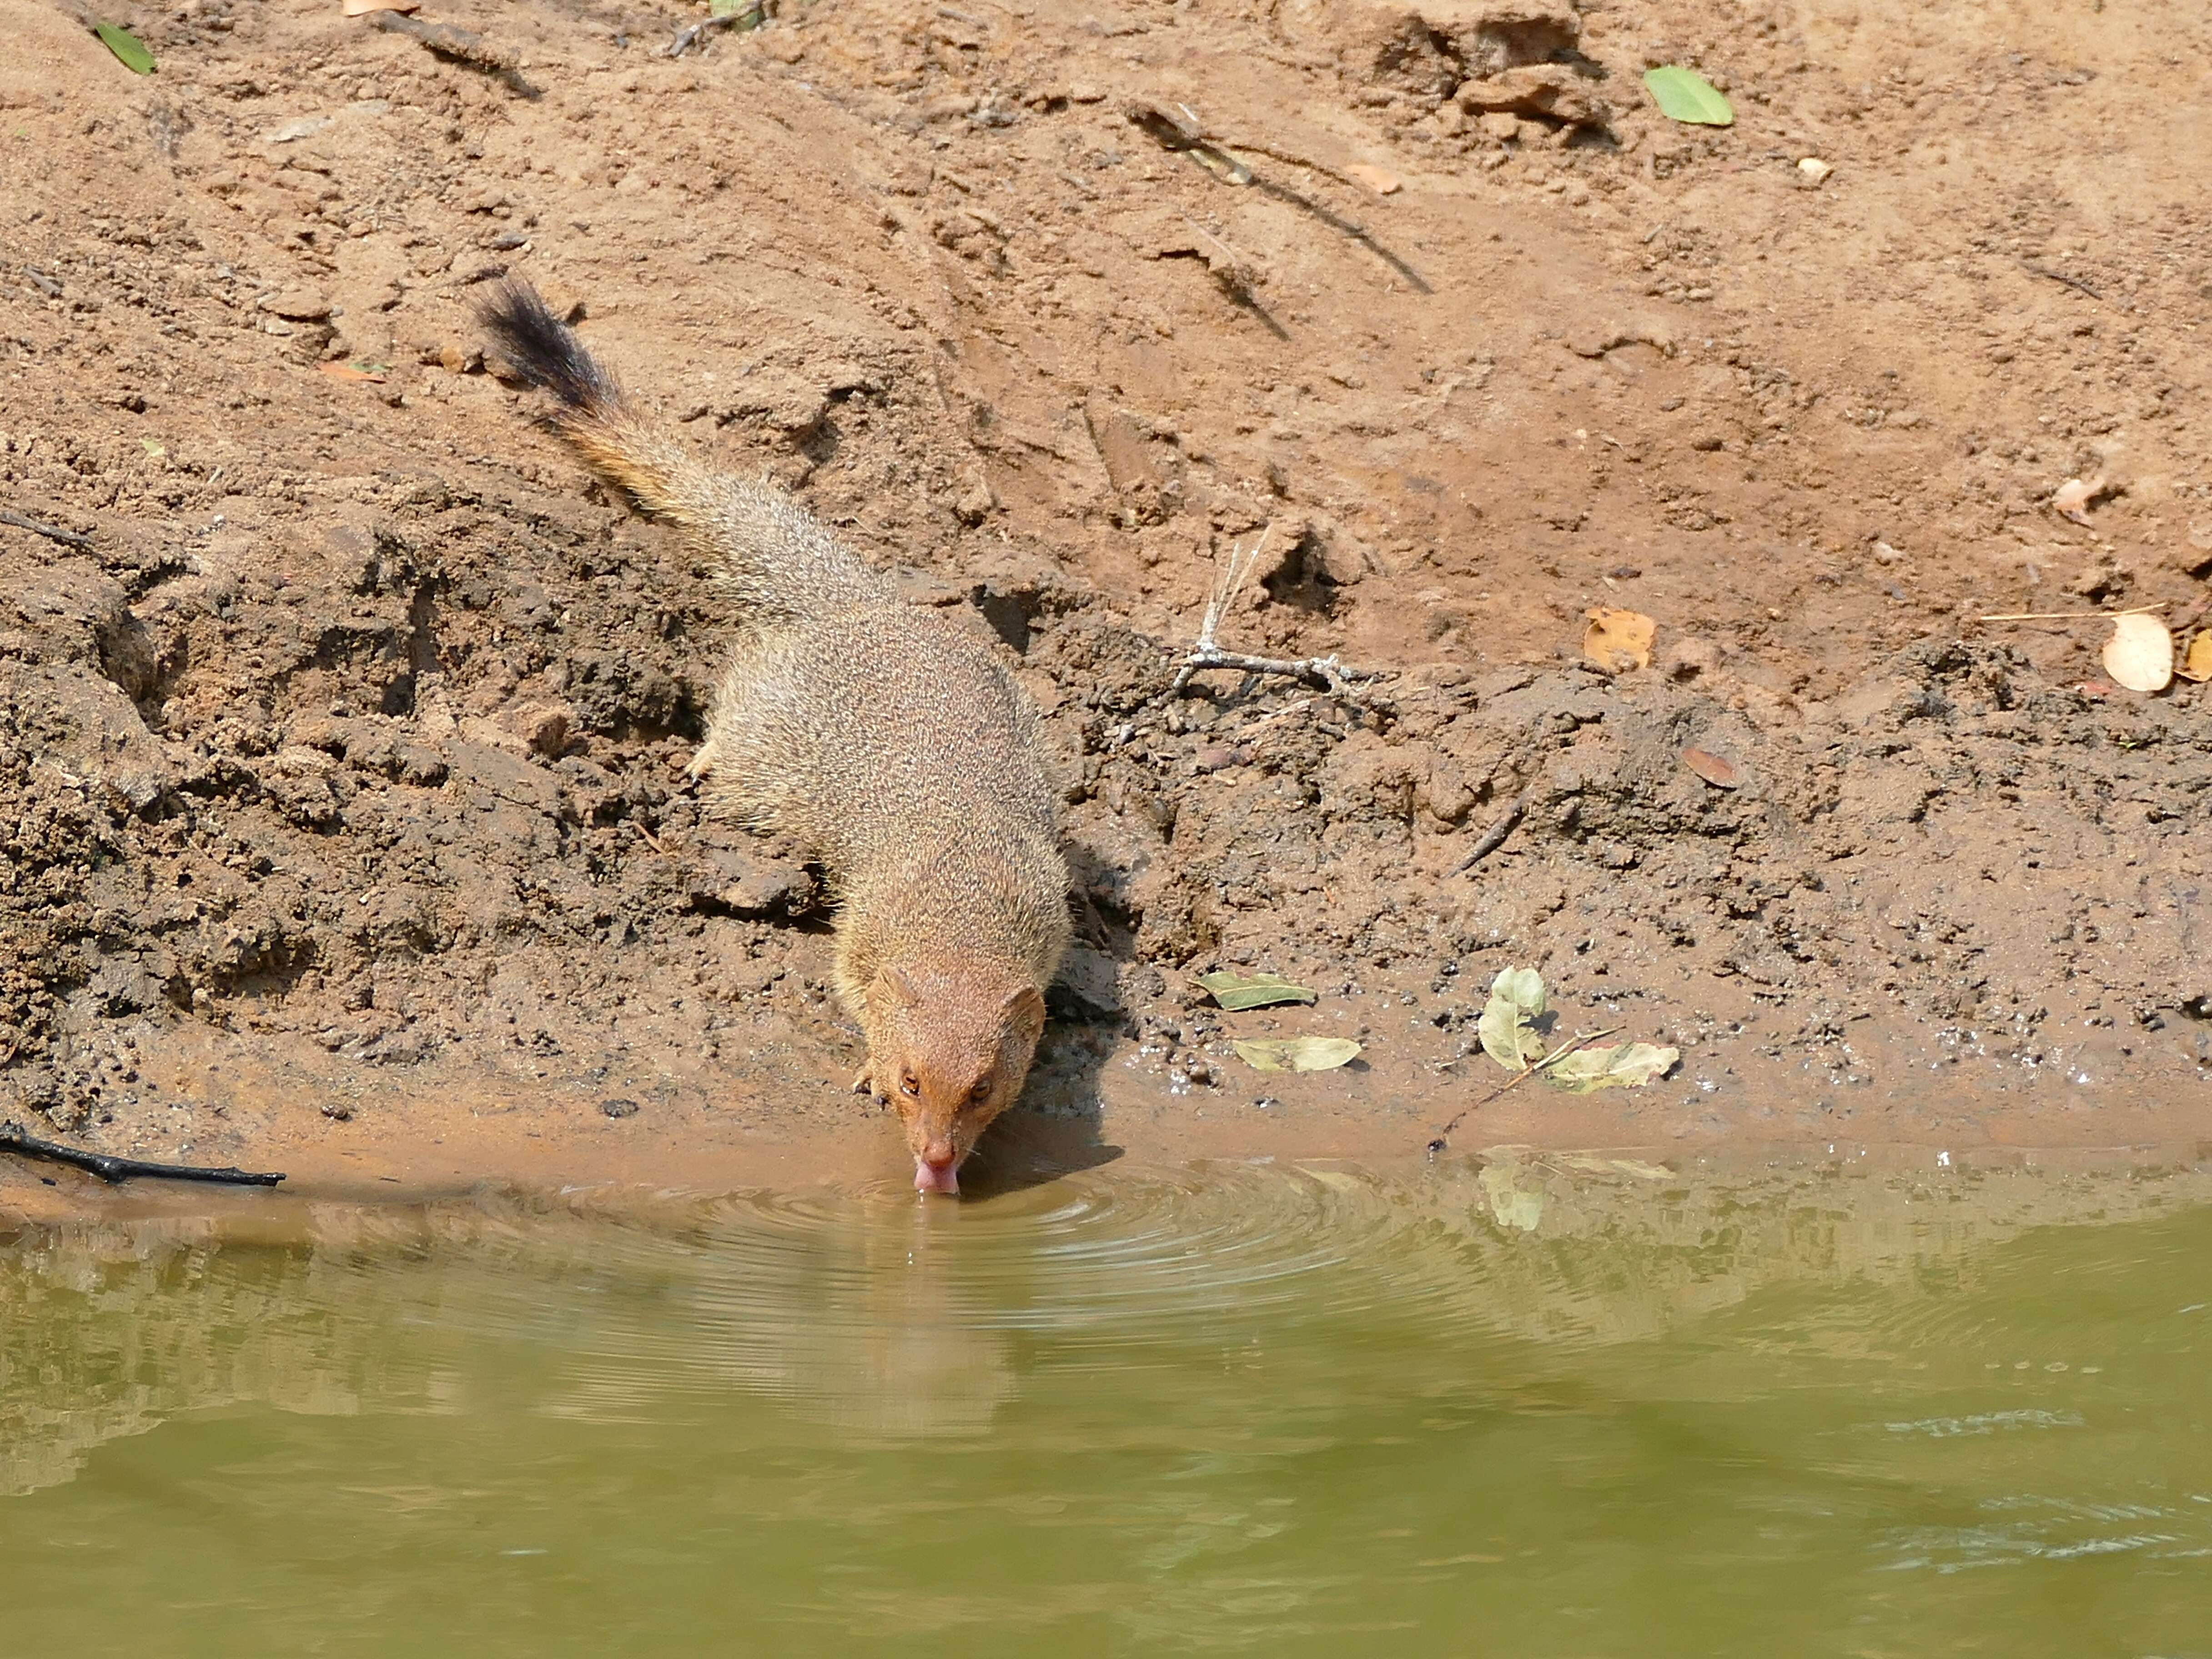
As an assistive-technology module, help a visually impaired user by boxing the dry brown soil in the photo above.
[3,0,2209,1217]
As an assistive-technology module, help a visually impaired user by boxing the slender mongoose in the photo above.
[478,281,1071,1196]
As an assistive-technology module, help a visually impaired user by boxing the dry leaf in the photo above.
[1540,1042,1680,1094]
[1233,1036,1362,1073]
[2101,613,2174,693]
[318,360,388,383]
[1583,607,1655,672]
[2177,629,2212,684]
[345,0,421,14]
[1680,746,1740,789]
[1343,163,1403,195]
[1477,967,1549,1073]
[1196,970,1317,1011]
[2052,473,2106,526]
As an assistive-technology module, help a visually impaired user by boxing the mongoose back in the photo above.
[478,281,1071,1195]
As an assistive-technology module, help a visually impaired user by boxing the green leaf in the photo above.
[1232,1036,1362,1073]
[1642,65,1731,126]
[709,0,766,23]
[1477,966,1548,1072]
[95,22,157,75]
[1196,970,1318,1012]
[1540,1042,1680,1094]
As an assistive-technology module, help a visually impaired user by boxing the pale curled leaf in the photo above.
[1478,966,1548,1071]
[1642,65,1732,126]
[1539,1042,1679,1094]
[1196,970,1317,1011]
[1233,1036,1361,1073]
[2101,613,2174,694]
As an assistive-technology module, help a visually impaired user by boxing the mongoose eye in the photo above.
[967,1079,993,1105]
[899,1073,921,1098]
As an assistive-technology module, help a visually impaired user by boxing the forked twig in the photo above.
[1424,1026,1622,1154]
[1170,525,1386,700]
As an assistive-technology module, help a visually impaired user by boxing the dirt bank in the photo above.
[2,0,2208,1212]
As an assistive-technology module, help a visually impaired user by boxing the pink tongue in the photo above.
[914,1158,960,1196]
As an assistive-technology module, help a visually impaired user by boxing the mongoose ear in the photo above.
[1000,985,1046,1031]
[880,966,922,1008]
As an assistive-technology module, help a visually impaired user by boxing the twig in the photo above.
[1977,601,2169,623]
[669,2,768,56]
[1,1121,286,1187]
[0,508,92,548]
[2020,261,2106,303]
[1452,790,1529,875]
[1425,1026,1623,1154]
[366,10,541,96]
[1176,647,1379,699]
[1169,528,1388,701]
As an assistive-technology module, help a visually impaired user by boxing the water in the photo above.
[4,1152,2210,1657]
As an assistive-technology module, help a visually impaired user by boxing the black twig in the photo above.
[2020,260,2106,304]
[1,1121,286,1187]
[0,508,92,548]
[1424,1026,1622,1154]
[1453,790,1528,875]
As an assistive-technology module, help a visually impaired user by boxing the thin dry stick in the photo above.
[0,508,92,548]
[1425,1026,1624,1154]
[1453,790,1528,875]
[1978,601,2170,623]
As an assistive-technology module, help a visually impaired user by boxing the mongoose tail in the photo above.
[476,280,885,624]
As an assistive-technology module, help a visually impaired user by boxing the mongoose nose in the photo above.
[915,1146,960,1195]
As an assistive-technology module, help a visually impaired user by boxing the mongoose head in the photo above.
[864,964,1048,1196]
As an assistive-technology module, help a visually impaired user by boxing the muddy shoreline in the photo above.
[3,0,2208,1215]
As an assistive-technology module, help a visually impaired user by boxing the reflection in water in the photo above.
[2,1153,2210,1654]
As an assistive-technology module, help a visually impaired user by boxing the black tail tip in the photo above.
[476,279,615,413]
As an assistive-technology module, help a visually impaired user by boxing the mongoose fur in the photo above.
[478,281,1071,1195]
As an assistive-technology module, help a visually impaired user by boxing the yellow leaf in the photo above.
[1583,607,1655,672]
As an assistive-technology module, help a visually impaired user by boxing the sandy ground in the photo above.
[2,0,2208,1217]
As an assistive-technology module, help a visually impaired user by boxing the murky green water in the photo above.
[4,1153,2210,1657]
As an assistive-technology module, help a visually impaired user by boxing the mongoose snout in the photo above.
[862,965,1047,1194]
[477,281,1072,1197]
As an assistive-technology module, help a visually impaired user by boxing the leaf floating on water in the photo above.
[1642,65,1732,126]
[1478,1162,1545,1232]
[1681,746,1741,789]
[2176,629,2212,684]
[1583,607,1655,672]
[95,22,156,75]
[1233,1036,1361,1072]
[1556,1153,1675,1181]
[1196,970,1318,1011]
[1478,966,1548,1072]
[2101,613,2174,693]
[1540,1042,1680,1094]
